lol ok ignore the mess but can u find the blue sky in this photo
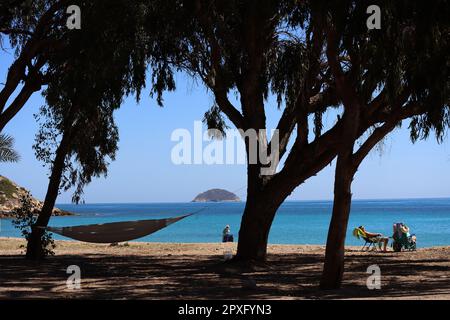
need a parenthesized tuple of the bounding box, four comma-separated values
(1, 50, 449, 204)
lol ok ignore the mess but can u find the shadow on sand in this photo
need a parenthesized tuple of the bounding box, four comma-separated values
(0, 249, 449, 299)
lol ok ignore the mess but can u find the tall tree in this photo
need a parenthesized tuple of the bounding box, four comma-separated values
(141, 0, 359, 261)
(26, 0, 149, 259)
(318, 0, 449, 289)
(143, 0, 448, 263)
(143, 0, 343, 261)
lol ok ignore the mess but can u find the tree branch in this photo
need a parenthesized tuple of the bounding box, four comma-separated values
(0, 81, 39, 132)
(213, 87, 246, 129)
(352, 122, 396, 169)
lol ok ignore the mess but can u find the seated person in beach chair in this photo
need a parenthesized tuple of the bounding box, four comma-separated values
(392, 222, 417, 252)
(353, 226, 389, 252)
(222, 225, 234, 243)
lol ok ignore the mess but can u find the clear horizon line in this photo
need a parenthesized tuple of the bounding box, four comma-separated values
(55, 195, 450, 206)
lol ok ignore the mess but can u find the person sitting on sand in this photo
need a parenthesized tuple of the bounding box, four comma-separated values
(222, 225, 234, 242)
(359, 226, 389, 252)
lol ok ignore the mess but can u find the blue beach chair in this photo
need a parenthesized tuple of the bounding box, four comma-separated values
(392, 223, 417, 252)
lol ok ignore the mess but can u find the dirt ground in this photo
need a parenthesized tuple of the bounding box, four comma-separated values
(0, 237, 449, 300)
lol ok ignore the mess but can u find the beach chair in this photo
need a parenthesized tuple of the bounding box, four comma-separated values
(352, 227, 383, 251)
(392, 223, 417, 252)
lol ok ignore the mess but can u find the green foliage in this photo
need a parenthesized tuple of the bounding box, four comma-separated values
(4, 0, 447, 204)
(269, 40, 308, 109)
(309, 0, 449, 140)
(144, 0, 295, 105)
(1, 0, 56, 49)
(0, 134, 20, 163)
(0, 176, 17, 203)
(11, 193, 55, 256)
(203, 104, 230, 139)
(33, 0, 150, 204)
(144, 0, 448, 142)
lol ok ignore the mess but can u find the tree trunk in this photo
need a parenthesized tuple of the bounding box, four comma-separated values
(320, 152, 355, 289)
(235, 197, 277, 261)
(234, 127, 296, 262)
(26, 131, 71, 260)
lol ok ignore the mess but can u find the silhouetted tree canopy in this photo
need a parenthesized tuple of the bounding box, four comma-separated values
(139, 0, 449, 262)
(2, 0, 446, 264)
(33, 0, 151, 203)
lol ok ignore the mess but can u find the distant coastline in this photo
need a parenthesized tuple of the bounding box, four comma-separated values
(0, 175, 74, 218)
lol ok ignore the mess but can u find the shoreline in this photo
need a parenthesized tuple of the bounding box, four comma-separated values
(1, 237, 448, 250)
(0, 210, 75, 219)
(0, 236, 333, 253)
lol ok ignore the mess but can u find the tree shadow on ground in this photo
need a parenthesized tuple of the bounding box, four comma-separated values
(0, 250, 448, 299)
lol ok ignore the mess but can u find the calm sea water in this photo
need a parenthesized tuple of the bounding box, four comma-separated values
(1, 199, 450, 247)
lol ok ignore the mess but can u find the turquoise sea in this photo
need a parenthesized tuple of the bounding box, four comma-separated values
(1, 198, 450, 247)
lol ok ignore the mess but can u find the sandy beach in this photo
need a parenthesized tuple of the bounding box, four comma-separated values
(0, 237, 449, 300)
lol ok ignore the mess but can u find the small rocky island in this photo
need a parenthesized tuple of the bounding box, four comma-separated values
(0, 175, 73, 218)
(192, 189, 241, 202)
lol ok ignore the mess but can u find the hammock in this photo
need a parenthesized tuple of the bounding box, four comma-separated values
(43, 214, 192, 244)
